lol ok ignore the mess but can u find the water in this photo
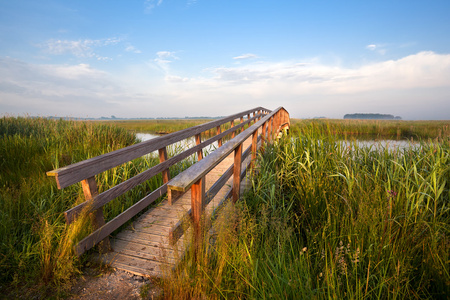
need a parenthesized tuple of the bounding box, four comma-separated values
(342, 139, 420, 151)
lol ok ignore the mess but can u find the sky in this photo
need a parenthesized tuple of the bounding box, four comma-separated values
(1, 0, 450, 120)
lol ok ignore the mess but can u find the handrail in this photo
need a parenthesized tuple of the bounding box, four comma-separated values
(168, 107, 290, 244)
(46, 107, 275, 256)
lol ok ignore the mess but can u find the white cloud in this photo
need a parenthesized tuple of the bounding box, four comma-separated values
(41, 38, 121, 60)
(366, 43, 387, 55)
(154, 51, 179, 73)
(233, 53, 259, 60)
(144, 0, 163, 13)
(125, 45, 142, 53)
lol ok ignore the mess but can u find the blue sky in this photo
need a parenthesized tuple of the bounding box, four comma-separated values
(1, 0, 450, 119)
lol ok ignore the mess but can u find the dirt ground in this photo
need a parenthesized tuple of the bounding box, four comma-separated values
(67, 267, 163, 300)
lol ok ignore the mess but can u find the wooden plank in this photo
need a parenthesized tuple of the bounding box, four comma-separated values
(111, 239, 178, 264)
(47, 107, 267, 189)
(100, 252, 172, 277)
(74, 184, 167, 256)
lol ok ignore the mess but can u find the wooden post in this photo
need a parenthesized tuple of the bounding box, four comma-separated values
(81, 176, 110, 252)
(231, 120, 235, 138)
(158, 147, 170, 184)
(217, 125, 222, 147)
(258, 110, 262, 121)
(233, 143, 242, 203)
(240, 116, 244, 133)
(251, 130, 258, 168)
(191, 177, 205, 251)
(268, 117, 272, 143)
(247, 114, 251, 125)
(261, 121, 267, 152)
(195, 134, 203, 161)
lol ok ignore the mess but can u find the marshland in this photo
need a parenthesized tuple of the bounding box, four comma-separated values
(1, 116, 449, 298)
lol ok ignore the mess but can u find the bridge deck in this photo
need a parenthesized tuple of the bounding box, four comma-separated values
(98, 137, 253, 277)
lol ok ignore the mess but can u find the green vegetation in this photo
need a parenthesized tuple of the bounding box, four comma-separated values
(2, 116, 449, 298)
(162, 128, 450, 299)
(0, 116, 194, 297)
(344, 113, 402, 120)
(291, 118, 450, 141)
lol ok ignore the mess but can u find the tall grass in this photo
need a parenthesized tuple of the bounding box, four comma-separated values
(0, 116, 195, 296)
(162, 127, 449, 299)
(291, 118, 450, 141)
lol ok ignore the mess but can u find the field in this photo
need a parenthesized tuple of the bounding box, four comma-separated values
(1, 116, 449, 298)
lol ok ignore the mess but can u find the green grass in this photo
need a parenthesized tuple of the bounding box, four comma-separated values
(0, 116, 195, 297)
(162, 127, 450, 299)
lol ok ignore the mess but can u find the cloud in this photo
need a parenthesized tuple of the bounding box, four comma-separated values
(144, 0, 163, 13)
(366, 43, 387, 55)
(154, 51, 179, 72)
(0, 57, 122, 116)
(2, 52, 450, 119)
(125, 45, 142, 53)
(41, 38, 121, 60)
(233, 53, 259, 60)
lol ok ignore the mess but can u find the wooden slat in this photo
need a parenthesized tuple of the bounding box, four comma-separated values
(75, 184, 167, 256)
(100, 252, 172, 277)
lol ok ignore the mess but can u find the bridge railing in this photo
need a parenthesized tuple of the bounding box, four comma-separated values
(167, 107, 290, 244)
(47, 107, 285, 256)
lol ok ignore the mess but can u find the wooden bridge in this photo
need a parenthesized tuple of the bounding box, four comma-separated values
(47, 107, 290, 277)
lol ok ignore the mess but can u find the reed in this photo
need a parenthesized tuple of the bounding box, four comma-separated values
(162, 128, 450, 299)
(290, 118, 450, 141)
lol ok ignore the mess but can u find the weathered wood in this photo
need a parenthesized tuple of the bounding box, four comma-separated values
(100, 252, 172, 277)
(75, 184, 167, 256)
(233, 143, 242, 203)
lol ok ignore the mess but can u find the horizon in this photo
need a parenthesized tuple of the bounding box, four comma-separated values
(1, 1, 450, 120)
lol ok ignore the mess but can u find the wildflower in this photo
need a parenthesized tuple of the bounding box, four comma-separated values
(302, 247, 307, 252)
(388, 190, 397, 198)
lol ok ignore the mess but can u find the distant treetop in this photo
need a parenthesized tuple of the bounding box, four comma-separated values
(344, 113, 402, 120)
